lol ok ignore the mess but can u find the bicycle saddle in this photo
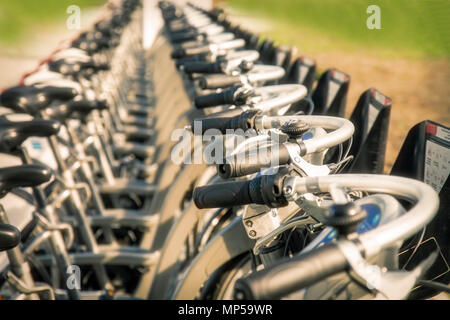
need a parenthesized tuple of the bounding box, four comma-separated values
(72, 37, 112, 54)
(48, 59, 110, 75)
(0, 223, 20, 252)
(0, 164, 52, 198)
(37, 85, 78, 100)
(0, 86, 49, 114)
(44, 99, 109, 121)
(0, 118, 60, 153)
(0, 85, 78, 115)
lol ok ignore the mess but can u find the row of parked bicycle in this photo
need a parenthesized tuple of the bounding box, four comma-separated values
(0, 0, 448, 300)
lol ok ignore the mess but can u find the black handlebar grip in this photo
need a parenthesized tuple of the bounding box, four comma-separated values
(191, 116, 238, 135)
(194, 91, 232, 109)
(81, 61, 110, 71)
(199, 74, 242, 89)
(217, 145, 291, 179)
(182, 61, 222, 74)
(191, 109, 261, 134)
(234, 243, 348, 300)
(169, 25, 194, 35)
(193, 177, 264, 209)
(194, 87, 239, 109)
(194, 169, 290, 209)
(171, 33, 199, 44)
(169, 27, 196, 38)
(171, 48, 187, 59)
(175, 57, 201, 68)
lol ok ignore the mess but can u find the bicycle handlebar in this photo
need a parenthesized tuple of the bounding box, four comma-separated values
(194, 86, 239, 108)
(233, 174, 439, 299)
(193, 172, 289, 209)
(234, 243, 347, 299)
(193, 179, 261, 209)
(172, 38, 245, 59)
(258, 115, 354, 154)
(198, 65, 285, 89)
(191, 109, 261, 134)
(192, 112, 354, 157)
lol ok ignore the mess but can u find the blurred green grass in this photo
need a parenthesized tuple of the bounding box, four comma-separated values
(0, 0, 105, 44)
(229, 0, 450, 59)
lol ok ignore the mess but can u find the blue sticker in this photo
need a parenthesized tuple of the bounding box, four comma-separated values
(31, 141, 42, 150)
(301, 133, 313, 141)
(314, 204, 381, 248)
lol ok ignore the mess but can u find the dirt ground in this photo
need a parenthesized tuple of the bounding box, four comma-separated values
(314, 53, 450, 172)
(229, 12, 450, 173)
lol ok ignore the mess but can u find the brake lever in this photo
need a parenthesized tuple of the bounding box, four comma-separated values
(285, 143, 330, 177)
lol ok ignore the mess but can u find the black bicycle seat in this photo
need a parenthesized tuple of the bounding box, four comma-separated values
(0, 85, 78, 115)
(0, 223, 20, 252)
(0, 86, 49, 114)
(69, 99, 108, 113)
(72, 37, 111, 54)
(44, 99, 108, 121)
(47, 59, 82, 76)
(36, 85, 78, 100)
(48, 58, 110, 76)
(0, 118, 60, 153)
(0, 164, 52, 198)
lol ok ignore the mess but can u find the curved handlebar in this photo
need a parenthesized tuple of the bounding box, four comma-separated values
(233, 174, 439, 299)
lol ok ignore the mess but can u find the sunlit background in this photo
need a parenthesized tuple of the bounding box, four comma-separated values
(0, 0, 449, 171)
